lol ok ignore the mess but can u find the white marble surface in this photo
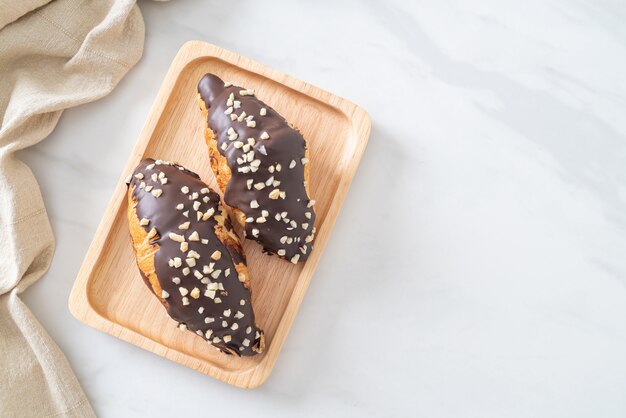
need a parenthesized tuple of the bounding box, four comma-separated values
(18, 0, 626, 416)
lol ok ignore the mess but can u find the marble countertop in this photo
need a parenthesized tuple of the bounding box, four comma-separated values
(19, 0, 626, 417)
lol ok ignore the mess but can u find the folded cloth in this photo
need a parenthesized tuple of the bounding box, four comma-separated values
(0, 0, 144, 416)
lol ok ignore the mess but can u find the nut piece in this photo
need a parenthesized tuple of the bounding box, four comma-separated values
(168, 233, 185, 243)
(211, 250, 222, 260)
(269, 189, 280, 200)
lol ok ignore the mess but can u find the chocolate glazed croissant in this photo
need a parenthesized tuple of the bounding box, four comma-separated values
(197, 74, 316, 264)
(126, 158, 264, 356)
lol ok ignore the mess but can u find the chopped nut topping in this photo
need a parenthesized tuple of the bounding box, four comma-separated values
(144, 185, 153, 192)
(234, 311, 244, 319)
(179, 221, 190, 230)
(182, 210, 189, 218)
(243, 338, 250, 347)
(186, 258, 196, 267)
(277, 249, 286, 256)
(239, 89, 254, 96)
(162, 290, 169, 299)
(169, 232, 185, 242)
(246, 120, 256, 128)
(223, 309, 231, 317)
(173, 257, 182, 268)
(181, 186, 189, 194)
(276, 163, 282, 172)
(269, 189, 280, 199)
(193, 270, 203, 280)
(179, 287, 189, 296)
(211, 250, 221, 260)
(179, 323, 187, 331)
(176, 203, 184, 210)
(189, 231, 200, 241)
(289, 160, 296, 169)
(182, 267, 190, 276)
(260, 108, 267, 116)
(291, 254, 300, 264)
(139, 218, 149, 226)
(250, 200, 259, 208)
(307, 200, 316, 208)
(205, 316, 214, 323)
(151, 189, 163, 198)
(190, 287, 200, 299)
(202, 208, 215, 220)
(254, 182, 265, 190)
(223, 335, 232, 343)
(231, 323, 239, 330)
(172, 277, 181, 285)
(182, 297, 190, 306)
(252, 228, 259, 238)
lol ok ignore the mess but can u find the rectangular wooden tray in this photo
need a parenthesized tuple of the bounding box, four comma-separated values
(69, 41, 370, 388)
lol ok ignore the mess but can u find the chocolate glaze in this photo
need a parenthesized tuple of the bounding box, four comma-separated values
(198, 74, 316, 263)
(128, 158, 263, 356)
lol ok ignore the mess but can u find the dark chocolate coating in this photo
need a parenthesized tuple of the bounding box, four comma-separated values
(128, 158, 263, 356)
(198, 74, 316, 263)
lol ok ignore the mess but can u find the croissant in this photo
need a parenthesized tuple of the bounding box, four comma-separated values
(126, 158, 264, 356)
(197, 74, 316, 263)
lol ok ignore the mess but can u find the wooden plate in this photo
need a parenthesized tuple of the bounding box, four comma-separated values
(69, 41, 370, 388)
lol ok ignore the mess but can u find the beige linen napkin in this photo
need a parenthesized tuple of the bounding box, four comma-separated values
(0, 0, 144, 416)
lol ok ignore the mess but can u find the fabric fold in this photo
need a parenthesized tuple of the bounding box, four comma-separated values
(0, 0, 145, 416)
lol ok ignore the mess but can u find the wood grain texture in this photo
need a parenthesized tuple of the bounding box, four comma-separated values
(68, 41, 371, 388)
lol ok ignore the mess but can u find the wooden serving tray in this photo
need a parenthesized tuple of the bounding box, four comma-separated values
(69, 41, 370, 388)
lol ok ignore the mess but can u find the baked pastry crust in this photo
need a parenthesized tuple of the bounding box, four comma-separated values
(127, 158, 264, 356)
(197, 74, 316, 263)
